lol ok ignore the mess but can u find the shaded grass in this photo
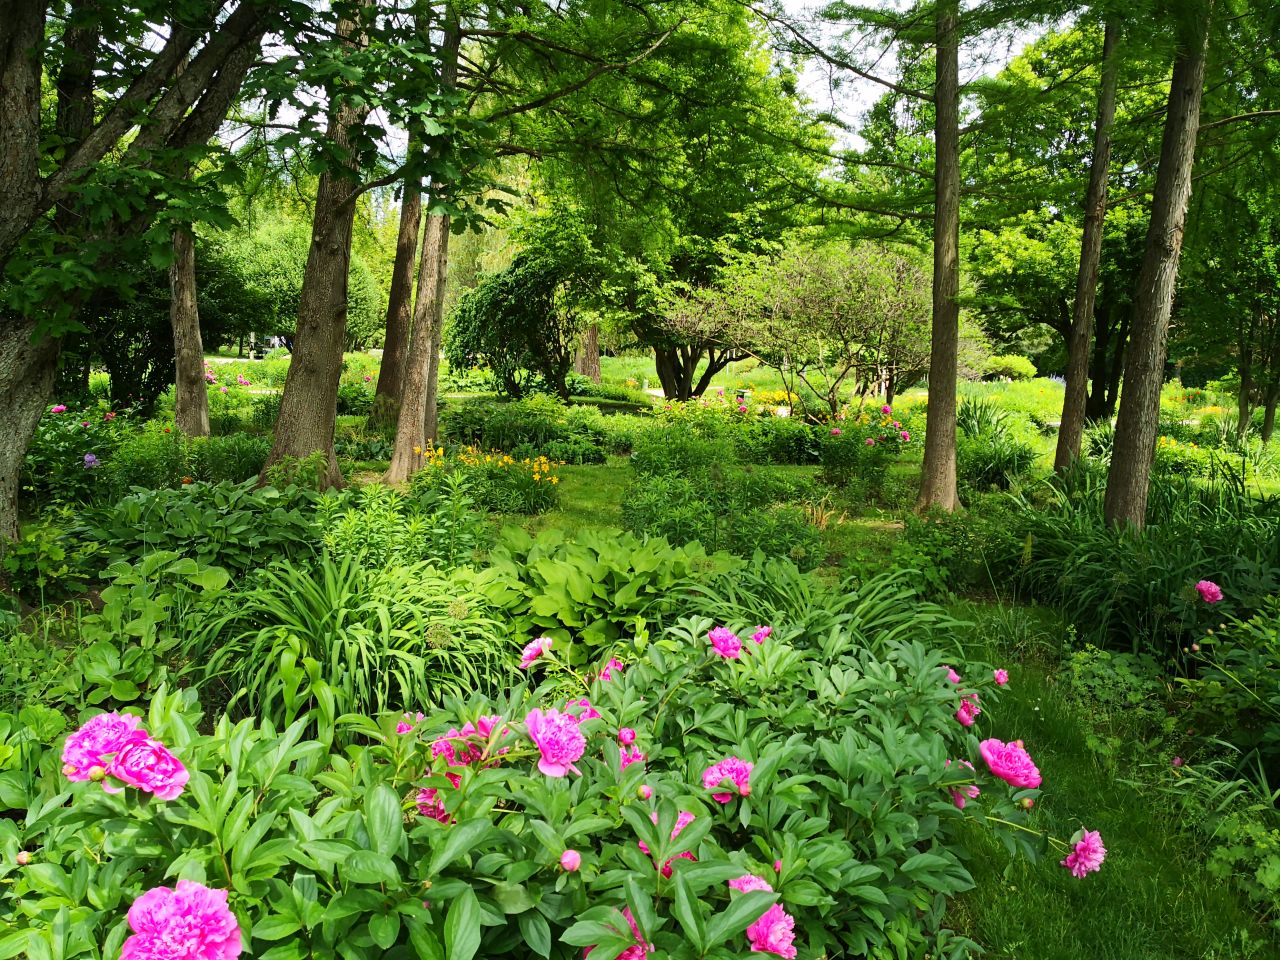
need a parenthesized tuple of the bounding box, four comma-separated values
(948, 602, 1274, 960)
(515, 459, 631, 539)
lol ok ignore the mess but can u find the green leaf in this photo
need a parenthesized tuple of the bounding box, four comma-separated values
(444, 887, 482, 960)
(428, 818, 492, 875)
(252, 916, 303, 941)
(364, 783, 405, 858)
(369, 912, 401, 949)
(340, 850, 400, 886)
(670, 873, 706, 953)
(491, 881, 534, 914)
(518, 909, 552, 957)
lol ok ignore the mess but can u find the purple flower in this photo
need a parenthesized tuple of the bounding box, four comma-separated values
(83, 453, 99, 469)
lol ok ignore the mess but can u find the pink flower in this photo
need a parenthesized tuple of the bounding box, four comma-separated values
(865, 437, 875, 446)
(62, 712, 147, 781)
(738, 404, 748, 413)
(893, 420, 901, 429)
(945, 759, 980, 809)
(236, 375, 251, 386)
(1195, 580, 1223, 603)
(881, 404, 892, 415)
(639, 784, 653, 799)
(599, 657, 625, 681)
(620, 747, 646, 770)
(121, 879, 242, 960)
(900, 431, 910, 441)
(520, 636, 553, 669)
(560, 849, 582, 872)
(1060, 829, 1106, 878)
(619, 728, 637, 746)
(219, 386, 228, 394)
(773, 859, 782, 873)
(567, 698, 602, 721)
(416, 786, 452, 823)
(104, 411, 117, 421)
(50, 404, 67, 414)
(397, 711, 426, 734)
(584, 908, 651, 960)
(396, 721, 413, 734)
(106, 738, 190, 801)
(746, 903, 797, 959)
(751, 625, 772, 644)
(979, 738, 1042, 789)
(16, 851, 30, 866)
(524, 708, 586, 777)
(993, 669, 1009, 686)
(729, 874, 774, 893)
(943, 665, 962, 684)
(1171, 756, 1184, 768)
(955, 694, 981, 727)
(830, 427, 842, 436)
(709, 626, 742, 659)
(638, 811, 697, 877)
(703, 756, 753, 802)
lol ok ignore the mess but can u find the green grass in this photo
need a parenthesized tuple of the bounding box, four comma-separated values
(947, 602, 1274, 959)
(516, 459, 632, 538)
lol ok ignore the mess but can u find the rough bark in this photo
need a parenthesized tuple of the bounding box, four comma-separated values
(260, 4, 371, 489)
(0, 320, 60, 564)
(0, 0, 45, 274)
(1056, 19, 1119, 471)
(1262, 381, 1278, 444)
(170, 228, 209, 436)
(574, 323, 602, 383)
(1236, 319, 1254, 443)
(386, 212, 451, 484)
(1104, 7, 1211, 528)
(653, 344, 736, 401)
(917, 0, 961, 513)
(422, 283, 448, 447)
(368, 177, 422, 430)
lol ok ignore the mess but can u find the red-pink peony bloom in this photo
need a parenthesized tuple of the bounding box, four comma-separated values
(519, 636, 553, 669)
(525, 708, 586, 777)
(881, 404, 892, 415)
(566, 698, 601, 720)
(599, 657, 625, 681)
(618, 727, 637, 746)
(993, 668, 1009, 686)
(1195, 580, 1223, 603)
(105, 738, 190, 801)
(620, 747, 646, 770)
(773, 859, 782, 873)
(703, 756, 753, 802)
(955, 694, 981, 727)
(62, 712, 147, 781)
(1060, 829, 1106, 878)
(1171, 756, 1184, 768)
(944, 759, 980, 809)
(560, 849, 582, 871)
(415, 787, 452, 823)
(639, 784, 653, 799)
(708, 626, 743, 659)
(50, 404, 67, 414)
(943, 665, 962, 684)
(746, 903, 797, 959)
(121, 879, 242, 960)
(865, 437, 875, 446)
(639, 811, 697, 875)
(397, 711, 426, 734)
(729, 874, 774, 893)
(900, 431, 910, 441)
(830, 427, 842, 436)
(979, 738, 1042, 789)
(584, 908, 651, 960)
(751, 625, 772, 644)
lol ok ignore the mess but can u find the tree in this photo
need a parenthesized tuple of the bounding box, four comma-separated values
(368, 174, 421, 430)
(1105, 0, 1212, 528)
(170, 227, 210, 436)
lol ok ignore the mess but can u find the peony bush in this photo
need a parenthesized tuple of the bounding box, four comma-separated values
(0, 575, 1101, 960)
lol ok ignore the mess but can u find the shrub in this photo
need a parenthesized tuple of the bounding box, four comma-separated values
(956, 432, 1038, 491)
(319, 481, 488, 569)
(631, 426, 737, 479)
(1, 580, 1089, 960)
(250, 391, 283, 432)
(99, 422, 190, 495)
(982, 354, 1038, 380)
(0, 513, 105, 602)
(411, 447, 561, 514)
(440, 396, 618, 461)
(733, 416, 819, 465)
(20, 404, 129, 506)
(186, 433, 271, 483)
(819, 406, 912, 493)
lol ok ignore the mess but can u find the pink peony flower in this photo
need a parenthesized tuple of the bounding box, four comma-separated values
(865, 437, 875, 446)
(1195, 580, 1223, 603)
(900, 430, 910, 441)
(567, 698, 601, 721)
(50, 404, 67, 413)
(236, 375, 251, 386)
(620, 747, 646, 770)
(397, 711, 426, 735)
(893, 420, 901, 429)
(773, 859, 782, 873)
(639, 784, 653, 799)
(955, 694, 981, 727)
(584, 908, 651, 960)
(729, 874, 774, 893)
(520, 636, 553, 669)
(599, 657, 625, 681)
(524, 708, 586, 777)
(746, 903, 797, 959)
(416, 787, 451, 823)
(1171, 756, 1184, 768)
(619, 728, 637, 746)
(738, 404, 748, 413)
(105, 738, 190, 801)
(945, 759, 980, 809)
(881, 404, 892, 415)
(560, 849, 582, 872)
(979, 738, 1042, 789)
(993, 668, 1009, 686)
(396, 721, 413, 734)
(943, 665, 962, 684)
(751, 625, 772, 644)
(1060, 829, 1106, 878)
(62, 712, 147, 781)
(16, 851, 30, 866)
(637, 810, 697, 876)
(121, 879, 242, 960)
(830, 427, 842, 436)
(708, 626, 743, 659)
(703, 756, 753, 803)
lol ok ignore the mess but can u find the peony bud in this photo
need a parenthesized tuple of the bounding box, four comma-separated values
(618, 728, 636, 746)
(16, 851, 30, 866)
(1019, 797, 1034, 810)
(560, 849, 581, 872)
(638, 784, 653, 800)
(88, 765, 107, 782)
(1190, 643, 1200, 653)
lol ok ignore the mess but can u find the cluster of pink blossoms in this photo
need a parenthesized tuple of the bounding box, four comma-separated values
(520, 636, 553, 669)
(121, 879, 241, 960)
(584, 908, 652, 960)
(708, 624, 772, 659)
(703, 756, 753, 803)
(944, 664, 1009, 727)
(1195, 579, 1223, 603)
(638, 811, 698, 877)
(944, 759, 980, 810)
(416, 715, 506, 822)
(1061, 829, 1107, 878)
(396, 711, 426, 734)
(62, 712, 188, 801)
(599, 658, 625, 682)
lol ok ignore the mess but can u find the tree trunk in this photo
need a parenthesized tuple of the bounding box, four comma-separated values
(259, 4, 371, 490)
(0, 319, 60, 566)
(386, 212, 451, 484)
(574, 323, 601, 383)
(917, 0, 961, 513)
(1237, 328, 1253, 444)
(1055, 19, 1119, 471)
(1104, 7, 1211, 528)
(368, 175, 422, 430)
(170, 227, 209, 436)
(0, 1, 46, 278)
(1262, 380, 1278, 444)
(423, 274, 449, 447)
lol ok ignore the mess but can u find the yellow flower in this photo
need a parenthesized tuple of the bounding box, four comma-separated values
(551, 476, 559, 484)
(413, 446, 422, 455)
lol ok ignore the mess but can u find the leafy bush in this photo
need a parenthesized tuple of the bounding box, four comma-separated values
(440, 396, 625, 461)
(819, 406, 912, 494)
(20, 404, 129, 506)
(982, 354, 1038, 380)
(411, 447, 561, 514)
(631, 426, 738, 479)
(956, 431, 1038, 491)
(0, 513, 105, 602)
(186, 433, 272, 483)
(189, 556, 516, 724)
(734, 416, 819, 465)
(319, 480, 488, 569)
(1, 576, 1083, 960)
(337, 379, 374, 415)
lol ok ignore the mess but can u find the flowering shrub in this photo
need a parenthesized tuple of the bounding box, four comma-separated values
(819, 405, 913, 492)
(20, 404, 130, 505)
(410, 445, 561, 514)
(0, 576, 1100, 960)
